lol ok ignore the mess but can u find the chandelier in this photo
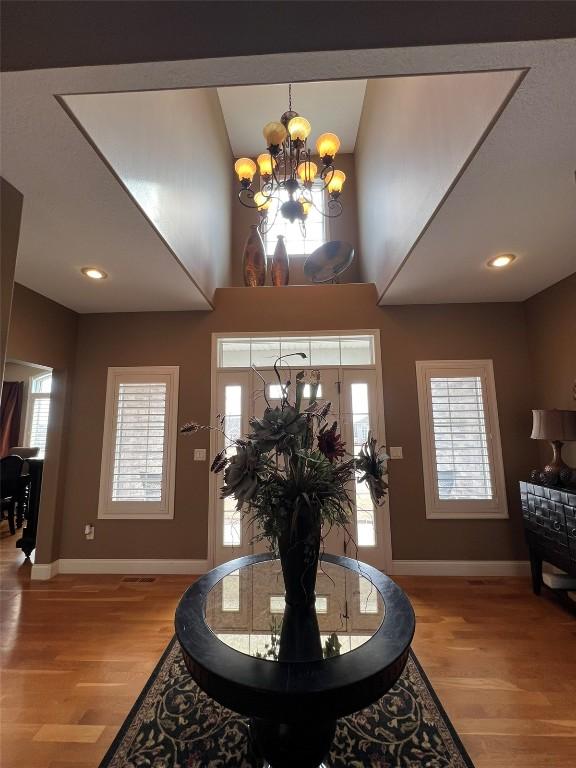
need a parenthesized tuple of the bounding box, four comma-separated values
(233, 84, 346, 234)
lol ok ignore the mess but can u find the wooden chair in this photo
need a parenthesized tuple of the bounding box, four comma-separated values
(1, 455, 25, 535)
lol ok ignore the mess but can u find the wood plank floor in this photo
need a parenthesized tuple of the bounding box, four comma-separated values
(1, 530, 575, 767)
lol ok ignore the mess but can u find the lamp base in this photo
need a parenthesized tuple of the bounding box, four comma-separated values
(545, 440, 569, 474)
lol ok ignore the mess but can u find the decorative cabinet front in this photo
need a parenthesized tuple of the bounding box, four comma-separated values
(519, 481, 576, 594)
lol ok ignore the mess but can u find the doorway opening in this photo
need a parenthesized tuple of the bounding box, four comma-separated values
(1, 360, 52, 563)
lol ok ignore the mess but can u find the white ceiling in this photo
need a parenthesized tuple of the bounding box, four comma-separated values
(1, 39, 574, 313)
(216, 80, 367, 157)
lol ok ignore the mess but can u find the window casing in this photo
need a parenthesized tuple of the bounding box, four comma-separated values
(263, 182, 327, 257)
(98, 366, 179, 519)
(416, 360, 508, 519)
(25, 373, 52, 459)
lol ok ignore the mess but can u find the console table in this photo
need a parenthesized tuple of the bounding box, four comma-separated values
(520, 481, 576, 594)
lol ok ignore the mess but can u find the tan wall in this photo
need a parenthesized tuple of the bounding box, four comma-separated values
(355, 71, 521, 299)
(7, 284, 78, 563)
(1, 178, 23, 387)
(58, 284, 538, 563)
(524, 272, 576, 467)
(231, 154, 361, 286)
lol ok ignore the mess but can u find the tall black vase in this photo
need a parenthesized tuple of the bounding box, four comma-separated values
(277, 508, 321, 607)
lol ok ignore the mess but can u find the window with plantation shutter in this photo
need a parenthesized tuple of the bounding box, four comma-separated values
(416, 360, 508, 519)
(98, 367, 179, 519)
(26, 373, 52, 459)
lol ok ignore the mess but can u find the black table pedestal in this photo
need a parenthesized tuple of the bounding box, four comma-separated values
(250, 716, 336, 768)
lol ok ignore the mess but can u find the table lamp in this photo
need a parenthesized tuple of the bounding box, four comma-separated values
(531, 409, 576, 483)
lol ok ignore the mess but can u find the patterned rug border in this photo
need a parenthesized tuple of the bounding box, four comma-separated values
(100, 636, 475, 768)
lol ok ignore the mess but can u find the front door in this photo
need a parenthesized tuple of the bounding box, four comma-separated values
(212, 366, 391, 571)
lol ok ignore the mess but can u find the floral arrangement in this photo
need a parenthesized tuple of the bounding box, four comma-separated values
(181, 354, 388, 559)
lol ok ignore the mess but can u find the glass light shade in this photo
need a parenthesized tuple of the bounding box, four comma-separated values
(297, 160, 318, 183)
(256, 153, 276, 177)
(253, 191, 271, 211)
(263, 121, 288, 147)
(327, 169, 346, 194)
(287, 116, 312, 142)
(299, 198, 312, 217)
(234, 157, 257, 182)
(316, 132, 341, 159)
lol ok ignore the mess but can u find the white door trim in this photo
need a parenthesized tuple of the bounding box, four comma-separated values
(208, 329, 392, 572)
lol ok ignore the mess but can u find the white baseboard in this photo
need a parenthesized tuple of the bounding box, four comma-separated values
(390, 560, 530, 577)
(30, 561, 60, 580)
(31, 557, 531, 581)
(31, 558, 209, 580)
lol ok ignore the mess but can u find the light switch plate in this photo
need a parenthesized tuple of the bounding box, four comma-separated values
(194, 448, 207, 461)
(389, 446, 403, 459)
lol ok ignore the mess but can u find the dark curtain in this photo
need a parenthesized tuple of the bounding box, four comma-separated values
(0, 381, 23, 457)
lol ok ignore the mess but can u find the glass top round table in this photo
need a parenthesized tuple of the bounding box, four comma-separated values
(204, 557, 385, 663)
(175, 553, 414, 768)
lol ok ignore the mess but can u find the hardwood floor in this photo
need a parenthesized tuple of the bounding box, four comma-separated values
(1, 529, 575, 767)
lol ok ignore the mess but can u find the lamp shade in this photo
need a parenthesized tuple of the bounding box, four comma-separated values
(234, 157, 257, 183)
(299, 197, 312, 217)
(327, 169, 346, 195)
(316, 132, 340, 160)
(287, 116, 311, 142)
(531, 409, 576, 441)
(297, 160, 317, 183)
(263, 121, 287, 147)
(256, 153, 276, 177)
(253, 191, 270, 211)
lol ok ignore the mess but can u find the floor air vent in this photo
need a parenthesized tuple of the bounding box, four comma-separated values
(121, 576, 157, 583)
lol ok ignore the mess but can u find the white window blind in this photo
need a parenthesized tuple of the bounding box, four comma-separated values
(416, 361, 508, 519)
(112, 382, 167, 502)
(26, 373, 52, 459)
(430, 376, 492, 500)
(98, 367, 179, 519)
(29, 398, 50, 457)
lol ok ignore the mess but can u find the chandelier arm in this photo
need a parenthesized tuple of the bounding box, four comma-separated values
(238, 187, 259, 209)
(318, 164, 335, 193)
(304, 193, 342, 219)
(270, 151, 283, 190)
(260, 179, 275, 202)
(258, 200, 281, 236)
(324, 196, 343, 218)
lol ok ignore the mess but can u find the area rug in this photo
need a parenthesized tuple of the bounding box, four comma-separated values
(100, 637, 474, 768)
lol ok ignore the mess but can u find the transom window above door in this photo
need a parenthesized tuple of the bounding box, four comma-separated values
(217, 334, 375, 368)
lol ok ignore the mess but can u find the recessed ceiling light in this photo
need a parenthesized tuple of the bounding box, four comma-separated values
(81, 267, 108, 280)
(487, 253, 517, 269)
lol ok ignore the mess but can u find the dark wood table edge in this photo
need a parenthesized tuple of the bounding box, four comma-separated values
(175, 553, 415, 723)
